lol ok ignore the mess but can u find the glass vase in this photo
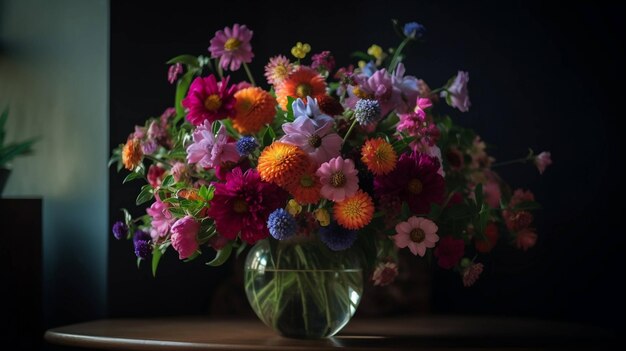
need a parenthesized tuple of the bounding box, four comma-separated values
(244, 238, 363, 339)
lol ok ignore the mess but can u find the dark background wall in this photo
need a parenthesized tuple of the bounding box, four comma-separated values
(109, 0, 625, 332)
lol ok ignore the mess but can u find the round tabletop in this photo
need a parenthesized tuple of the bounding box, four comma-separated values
(44, 316, 614, 350)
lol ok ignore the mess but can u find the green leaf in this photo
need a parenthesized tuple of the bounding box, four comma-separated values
(513, 201, 543, 211)
(174, 69, 198, 123)
(400, 201, 411, 220)
(286, 96, 296, 122)
(206, 241, 233, 266)
(235, 242, 248, 258)
(267, 125, 277, 140)
(161, 175, 175, 188)
(136, 185, 154, 205)
(428, 203, 443, 221)
(168, 207, 187, 217)
(474, 183, 484, 209)
(151, 248, 163, 277)
(220, 119, 239, 138)
(0, 139, 38, 166)
(350, 51, 373, 61)
(198, 185, 209, 200)
(262, 126, 273, 147)
(123, 171, 144, 184)
(121, 208, 133, 227)
(166, 54, 200, 67)
(136, 257, 142, 269)
(184, 251, 201, 262)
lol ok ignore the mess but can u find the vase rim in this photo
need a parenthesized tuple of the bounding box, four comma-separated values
(248, 268, 362, 273)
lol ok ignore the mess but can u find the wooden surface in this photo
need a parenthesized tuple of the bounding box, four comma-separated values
(44, 316, 616, 350)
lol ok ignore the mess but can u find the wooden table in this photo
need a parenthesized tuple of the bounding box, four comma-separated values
(44, 316, 616, 350)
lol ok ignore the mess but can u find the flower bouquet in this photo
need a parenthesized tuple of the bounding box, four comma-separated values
(110, 20, 551, 338)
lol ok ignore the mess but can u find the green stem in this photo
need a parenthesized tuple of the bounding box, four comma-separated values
(243, 62, 256, 86)
(342, 118, 359, 144)
(215, 59, 224, 80)
(388, 37, 412, 72)
(430, 87, 447, 94)
(491, 157, 532, 168)
(143, 155, 172, 169)
(295, 275, 310, 334)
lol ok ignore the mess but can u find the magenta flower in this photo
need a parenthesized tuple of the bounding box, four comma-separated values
(168, 63, 183, 84)
(374, 152, 445, 215)
(207, 168, 287, 245)
(434, 236, 465, 269)
(535, 151, 552, 174)
(182, 75, 237, 126)
(209, 24, 254, 71)
(441, 71, 471, 112)
(347, 68, 401, 117)
(146, 196, 174, 240)
(311, 51, 336, 72)
(281, 116, 342, 166)
(392, 63, 420, 113)
(316, 156, 359, 202)
(186, 121, 239, 169)
(170, 216, 200, 260)
(393, 216, 439, 257)
(462, 263, 484, 287)
(515, 228, 538, 251)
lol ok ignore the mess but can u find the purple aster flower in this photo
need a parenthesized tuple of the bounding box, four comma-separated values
(209, 24, 254, 71)
(392, 63, 420, 113)
(441, 71, 471, 112)
(319, 221, 358, 251)
(281, 116, 342, 166)
(347, 68, 401, 117)
(112, 221, 127, 240)
(186, 121, 240, 169)
(236, 136, 258, 156)
(168, 63, 183, 84)
(374, 152, 445, 215)
(267, 208, 297, 240)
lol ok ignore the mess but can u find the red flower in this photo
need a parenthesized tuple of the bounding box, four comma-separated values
(475, 222, 499, 253)
(434, 236, 465, 269)
(207, 167, 287, 244)
(147, 165, 166, 188)
(182, 75, 237, 126)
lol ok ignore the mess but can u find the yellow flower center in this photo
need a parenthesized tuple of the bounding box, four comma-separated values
(353, 86, 373, 99)
(224, 38, 241, 51)
(204, 94, 222, 112)
(330, 171, 346, 188)
(296, 83, 312, 98)
(300, 174, 314, 188)
(409, 228, 426, 243)
(274, 65, 288, 78)
(308, 134, 322, 148)
(408, 178, 423, 194)
(232, 199, 248, 214)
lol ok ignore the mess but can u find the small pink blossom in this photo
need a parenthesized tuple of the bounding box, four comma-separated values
(515, 228, 538, 251)
(462, 263, 484, 287)
(186, 121, 239, 169)
(316, 156, 359, 202)
(146, 197, 174, 240)
(171, 162, 190, 183)
(372, 262, 399, 287)
(393, 216, 439, 257)
(441, 70, 470, 112)
(168, 63, 183, 84)
(535, 151, 552, 174)
(170, 216, 200, 260)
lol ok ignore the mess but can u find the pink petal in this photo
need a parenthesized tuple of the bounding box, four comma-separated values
(395, 222, 412, 235)
(393, 233, 411, 248)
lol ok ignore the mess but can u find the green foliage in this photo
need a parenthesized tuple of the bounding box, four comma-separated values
(207, 241, 233, 266)
(0, 107, 39, 168)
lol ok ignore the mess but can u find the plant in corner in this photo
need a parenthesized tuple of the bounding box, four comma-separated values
(0, 107, 39, 195)
(110, 20, 553, 339)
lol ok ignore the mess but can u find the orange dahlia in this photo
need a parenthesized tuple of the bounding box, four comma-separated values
(287, 166, 322, 204)
(122, 138, 143, 170)
(257, 142, 310, 187)
(275, 66, 327, 111)
(334, 190, 375, 230)
(232, 87, 277, 134)
(361, 138, 398, 175)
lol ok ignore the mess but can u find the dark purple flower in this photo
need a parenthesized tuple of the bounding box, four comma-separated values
(319, 221, 357, 251)
(133, 230, 152, 260)
(112, 221, 128, 240)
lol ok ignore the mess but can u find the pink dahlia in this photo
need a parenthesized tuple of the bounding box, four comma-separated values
(393, 216, 439, 257)
(535, 151, 552, 175)
(182, 75, 237, 126)
(372, 261, 399, 287)
(316, 156, 359, 202)
(207, 167, 287, 244)
(209, 24, 254, 71)
(281, 116, 342, 166)
(462, 262, 484, 287)
(186, 121, 239, 169)
(146, 196, 174, 240)
(434, 236, 465, 269)
(264, 55, 294, 85)
(374, 152, 445, 215)
(515, 228, 538, 251)
(170, 216, 200, 260)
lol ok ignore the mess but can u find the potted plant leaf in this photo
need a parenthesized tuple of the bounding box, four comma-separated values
(0, 107, 39, 196)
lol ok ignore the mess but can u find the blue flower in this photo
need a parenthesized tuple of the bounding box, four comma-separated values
(403, 22, 426, 39)
(319, 222, 357, 251)
(236, 136, 258, 156)
(267, 208, 297, 240)
(362, 61, 377, 77)
(112, 221, 128, 240)
(354, 99, 381, 125)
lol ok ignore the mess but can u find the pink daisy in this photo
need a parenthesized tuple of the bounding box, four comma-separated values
(281, 116, 342, 166)
(316, 156, 359, 202)
(393, 216, 439, 256)
(264, 55, 294, 85)
(186, 121, 239, 169)
(182, 75, 237, 126)
(209, 24, 254, 71)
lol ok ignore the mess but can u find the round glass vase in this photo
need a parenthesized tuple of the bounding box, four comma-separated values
(244, 237, 363, 339)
